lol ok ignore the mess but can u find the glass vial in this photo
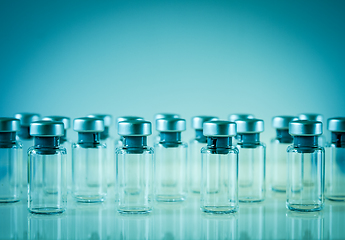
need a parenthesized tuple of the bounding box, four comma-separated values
(153, 113, 180, 143)
(155, 118, 188, 202)
(325, 117, 345, 201)
(236, 119, 266, 202)
(270, 116, 298, 192)
(287, 120, 325, 212)
(200, 120, 239, 213)
(28, 121, 67, 214)
(228, 114, 255, 145)
(72, 118, 107, 202)
(115, 116, 144, 149)
(0, 118, 22, 203)
(299, 113, 325, 147)
(189, 116, 218, 193)
(116, 120, 154, 213)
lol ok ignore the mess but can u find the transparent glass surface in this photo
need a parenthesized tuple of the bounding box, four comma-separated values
(72, 143, 107, 203)
(237, 143, 266, 202)
(154, 142, 188, 202)
(18, 138, 33, 197)
(189, 140, 206, 193)
(286, 211, 324, 239)
(101, 137, 115, 188)
(200, 147, 238, 214)
(116, 147, 154, 213)
(325, 144, 345, 201)
(0, 142, 22, 203)
(270, 139, 290, 192)
(239, 202, 265, 239)
(28, 146, 67, 214)
(61, 140, 72, 193)
(286, 146, 324, 212)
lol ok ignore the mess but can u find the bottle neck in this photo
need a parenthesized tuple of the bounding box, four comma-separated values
(0, 132, 17, 145)
(78, 132, 101, 144)
(123, 136, 147, 148)
(18, 126, 32, 140)
(331, 132, 345, 147)
(238, 133, 260, 148)
(293, 136, 318, 153)
(34, 136, 60, 148)
(160, 132, 181, 143)
(195, 129, 207, 143)
(206, 137, 232, 154)
(276, 129, 293, 143)
(100, 127, 109, 140)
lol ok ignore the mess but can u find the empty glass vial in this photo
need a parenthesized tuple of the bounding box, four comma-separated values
(155, 118, 188, 202)
(299, 113, 325, 147)
(228, 114, 255, 145)
(115, 116, 144, 148)
(236, 119, 266, 202)
(116, 120, 154, 213)
(72, 118, 107, 202)
(325, 117, 345, 201)
(287, 120, 324, 212)
(200, 120, 239, 213)
(28, 121, 67, 214)
(0, 118, 22, 203)
(270, 116, 298, 192)
(189, 116, 218, 193)
(154, 113, 180, 143)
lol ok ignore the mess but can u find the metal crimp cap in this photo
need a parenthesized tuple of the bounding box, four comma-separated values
(272, 116, 298, 129)
(154, 113, 180, 121)
(192, 116, 218, 130)
(228, 113, 255, 122)
(30, 121, 64, 137)
(42, 116, 71, 130)
(289, 120, 322, 136)
(118, 120, 152, 136)
(156, 118, 186, 132)
(116, 116, 144, 125)
(203, 120, 236, 137)
(14, 113, 40, 126)
(327, 117, 345, 132)
(236, 119, 264, 134)
(0, 118, 21, 132)
(73, 117, 104, 132)
(87, 114, 112, 127)
(299, 113, 323, 122)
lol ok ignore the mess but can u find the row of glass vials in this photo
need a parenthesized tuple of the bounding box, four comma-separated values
(0, 113, 344, 215)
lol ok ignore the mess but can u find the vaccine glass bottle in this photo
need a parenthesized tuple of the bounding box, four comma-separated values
(287, 120, 325, 212)
(28, 121, 67, 214)
(0, 118, 22, 203)
(116, 120, 154, 213)
(72, 118, 107, 202)
(228, 114, 254, 145)
(200, 120, 238, 213)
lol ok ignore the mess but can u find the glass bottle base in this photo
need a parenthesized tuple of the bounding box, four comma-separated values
(29, 207, 66, 214)
(0, 198, 20, 203)
(286, 203, 324, 212)
(155, 195, 186, 202)
(325, 195, 345, 201)
(239, 197, 265, 203)
(201, 206, 238, 214)
(271, 186, 286, 193)
(74, 195, 106, 203)
(118, 207, 152, 214)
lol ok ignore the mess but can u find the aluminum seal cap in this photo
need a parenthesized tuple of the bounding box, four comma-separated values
(154, 113, 180, 121)
(156, 118, 186, 132)
(236, 119, 264, 134)
(272, 116, 298, 129)
(14, 113, 40, 126)
(30, 121, 64, 137)
(203, 120, 236, 137)
(116, 116, 144, 125)
(118, 120, 152, 136)
(228, 113, 255, 122)
(299, 113, 323, 122)
(192, 116, 218, 130)
(73, 117, 104, 132)
(87, 114, 112, 127)
(327, 117, 345, 132)
(42, 116, 70, 130)
(0, 118, 21, 132)
(289, 120, 322, 136)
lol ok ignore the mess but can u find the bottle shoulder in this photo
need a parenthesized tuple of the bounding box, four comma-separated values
(116, 146, 154, 155)
(154, 141, 188, 149)
(72, 142, 106, 149)
(28, 146, 66, 155)
(201, 146, 238, 155)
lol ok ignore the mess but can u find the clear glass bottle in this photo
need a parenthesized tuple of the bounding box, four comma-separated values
(270, 116, 298, 192)
(116, 120, 154, 213)
(153, 113, 180, 143)
(325, 117, 345, 201)
(228, 113, 255, 145)
(299, 113, 326, 147)
(155, 118, 188, 202)
(236, 119, 266, 202)
(72, 118, 107, 202)
(0, 118, 22, 203)
(287, 120, 324, 212)
(189, 116, 218, 193)
(200, 120, 238, 213)
(28, 121, 67, 214)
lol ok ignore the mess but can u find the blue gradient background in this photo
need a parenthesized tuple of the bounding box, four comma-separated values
(1, 0, 345, 142)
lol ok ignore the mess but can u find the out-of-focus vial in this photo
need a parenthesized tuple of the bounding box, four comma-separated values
(153, 113, 180, 143)
(28, 121, 67, 214)
(287, 120, 324, 212)
(228, 114, 255, 145)
(236, 119, 266, 202)
(189, 116, 218, 193)
(200, 120, 239, 213)
(325, 117, 345, 201)
(72, 118, 107, 202)
(115, 116, 144, 148)
(42, 116, 72, 193)
(299, 113, 325, 147)
(155, 118, 188, 202)
(116, 120, 154, 213)
(0, 118, 22, 203)
(270, 116, 298, 192)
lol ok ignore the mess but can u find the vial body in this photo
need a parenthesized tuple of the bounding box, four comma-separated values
(116, 147, 154, 213)
(189, 140, 206, 193)
(200, 147, 238, 213)
(270, 139, 290, 192)
(102, 137, 115, 188)
(18, 138, 33, 188)
(28, 146, 67, 214)
(61, 139, 72, 193)
(155, 142, 188, 202)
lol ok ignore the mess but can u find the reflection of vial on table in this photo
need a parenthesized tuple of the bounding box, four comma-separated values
(155, 118, 187, 202)
(200, 120, 238, 214)
(153, 113, 180, 143)
(270, 116, 298, 192)
(72, 118, 107, 203)
(0, 118, 22, 203)
(28, 121, 67, 214)
(287, 120, 324, 212)
(299, 113, 325, 147)
(189, 116, 218, 193)
(228, 114, 254, 145)
(115, 116, 144, 148)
